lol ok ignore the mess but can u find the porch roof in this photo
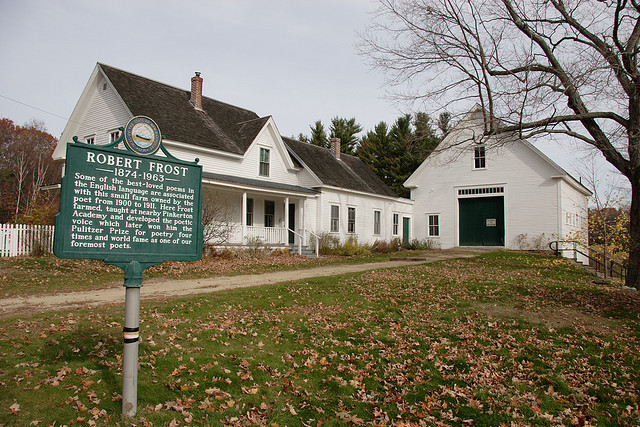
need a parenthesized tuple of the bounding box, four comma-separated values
(202, 172, 319, 196)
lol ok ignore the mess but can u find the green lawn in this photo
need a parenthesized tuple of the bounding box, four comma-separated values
(1, 251, 638, 426)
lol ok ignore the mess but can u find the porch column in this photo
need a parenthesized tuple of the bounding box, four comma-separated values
(301, 199, 306, 243)
(285, 197, 290, 231)
(242, 192, 247, 242)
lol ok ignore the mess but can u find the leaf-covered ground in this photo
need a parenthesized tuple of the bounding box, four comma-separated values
(1, 251, 638, 426)
(0, 251, 365, 298)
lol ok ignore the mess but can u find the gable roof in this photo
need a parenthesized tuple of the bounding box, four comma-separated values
(94, 63, 399, 199)
(99, 63, 261, 155)
(405, 105, 592, 196)
(284, 138, 397, 197)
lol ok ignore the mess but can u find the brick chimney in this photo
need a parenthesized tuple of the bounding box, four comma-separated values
(330, 137, 341, 160)
(190, 72, 203, 110)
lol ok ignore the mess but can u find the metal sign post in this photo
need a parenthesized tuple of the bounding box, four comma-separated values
(121, 261, 143, 416)
(54, 117, 203, 417)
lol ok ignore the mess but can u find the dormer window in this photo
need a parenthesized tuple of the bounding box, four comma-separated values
(474, 145, 486, 169)
(259, 147, 270, 177)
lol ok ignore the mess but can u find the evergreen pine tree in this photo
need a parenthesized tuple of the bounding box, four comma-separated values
(330, 117, 362, 155)
(309, 121, 329, 148)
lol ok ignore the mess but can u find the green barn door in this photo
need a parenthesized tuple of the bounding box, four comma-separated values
(458, 197, 504, 246)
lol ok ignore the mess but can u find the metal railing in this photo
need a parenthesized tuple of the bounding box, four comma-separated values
(549, 240, 627, 280)
(287, 228, 303, 255)
(305, 229, 320, 258)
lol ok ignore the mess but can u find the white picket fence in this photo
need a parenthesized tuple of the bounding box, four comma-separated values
(0, 224, 55, 257)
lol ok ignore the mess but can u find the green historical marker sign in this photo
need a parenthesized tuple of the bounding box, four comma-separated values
(54, 125, 203, 265)
(53, 116, 203, 417)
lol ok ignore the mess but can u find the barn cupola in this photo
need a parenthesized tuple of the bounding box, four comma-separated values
(190, 72, 203, 110)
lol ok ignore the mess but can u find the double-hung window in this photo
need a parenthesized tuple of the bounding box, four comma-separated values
(392, 213, 399, 235)
(264, 200, 274, 227)
(246, 198, 254, 226)
(474, 146, 486, 169)
(373, 210, 381, 235)
(348, 207, 356, 234)
(330, 205, 339, 232)
(259, 148, 270, 177)
(428, 214, 440, 237)
(109, 130, 121, 144)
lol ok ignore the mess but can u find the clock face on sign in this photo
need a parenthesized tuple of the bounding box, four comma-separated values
(124, 116, 161, 155)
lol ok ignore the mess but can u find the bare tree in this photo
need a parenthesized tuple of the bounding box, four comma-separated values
(14, 149, 27, 217)
(0, 118, 59, 222)
(361, 0, 640, 289)
(201, 188, 235, 248)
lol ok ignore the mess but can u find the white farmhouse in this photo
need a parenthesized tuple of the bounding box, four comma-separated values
(53, 63, 413, 254)
(404, 106, 591, 251)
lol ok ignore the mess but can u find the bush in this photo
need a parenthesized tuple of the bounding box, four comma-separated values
(316, 233, 371, 256)
(340, 236, 371, 256)
(402, 239, 440, 250)
(371, 238, 403, 253)
(241, 236, 268, 259)
(30, 239, 49, 257)
(316, 233, 341, 255)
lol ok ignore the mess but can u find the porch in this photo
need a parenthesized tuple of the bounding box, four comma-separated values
(201, 175, 319, 256)
(226, 225, 318, 256)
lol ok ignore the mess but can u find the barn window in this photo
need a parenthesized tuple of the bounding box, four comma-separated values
(458, 187, 504, 195)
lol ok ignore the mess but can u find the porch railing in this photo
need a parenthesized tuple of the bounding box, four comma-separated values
(211, 224, 318, 256)
(245, 226, 288, 245)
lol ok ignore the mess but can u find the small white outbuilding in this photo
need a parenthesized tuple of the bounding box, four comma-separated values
(404, 105, 591, 251)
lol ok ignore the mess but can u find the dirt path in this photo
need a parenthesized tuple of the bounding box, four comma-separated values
(0, 249, 488, 318)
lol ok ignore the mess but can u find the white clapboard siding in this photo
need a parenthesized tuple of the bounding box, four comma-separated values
(0, 224, 54, 257)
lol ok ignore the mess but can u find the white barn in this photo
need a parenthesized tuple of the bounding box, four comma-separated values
(53, 63, 414, 255)
(404, 106, 591, 251)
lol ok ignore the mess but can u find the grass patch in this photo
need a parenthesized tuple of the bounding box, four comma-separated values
(0, 252, 639, 425)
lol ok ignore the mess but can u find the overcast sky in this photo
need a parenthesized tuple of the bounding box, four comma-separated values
(0, 0, 400, 137)
(0, 0, 624, 190)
